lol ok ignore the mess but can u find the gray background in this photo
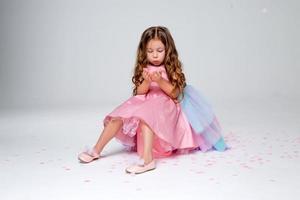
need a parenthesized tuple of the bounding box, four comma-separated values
(1, 1, 300, 199)
(0, 0, 299, 110)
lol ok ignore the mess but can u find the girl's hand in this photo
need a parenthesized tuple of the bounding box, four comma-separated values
(150, 71, 162, 83)
(142, 69, 152, 83)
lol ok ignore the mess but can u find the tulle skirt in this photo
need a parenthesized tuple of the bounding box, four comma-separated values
(180, 84, 228, 152)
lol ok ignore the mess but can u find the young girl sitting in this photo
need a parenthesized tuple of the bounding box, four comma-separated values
(78, 26, 229, 174)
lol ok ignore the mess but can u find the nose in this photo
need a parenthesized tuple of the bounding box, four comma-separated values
(153, 51, 158, 58)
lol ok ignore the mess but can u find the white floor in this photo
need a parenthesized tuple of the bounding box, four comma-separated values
(1, 99, 299, 200)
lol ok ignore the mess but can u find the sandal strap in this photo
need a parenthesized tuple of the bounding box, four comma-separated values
(83, 146, 100, 157)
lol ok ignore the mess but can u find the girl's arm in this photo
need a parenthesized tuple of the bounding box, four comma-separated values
(136, 79, 151, 95)
(157, 78, 179, 99)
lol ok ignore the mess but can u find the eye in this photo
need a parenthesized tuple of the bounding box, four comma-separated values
(158, 49, 164, 52)
(147, 50, 153, 53)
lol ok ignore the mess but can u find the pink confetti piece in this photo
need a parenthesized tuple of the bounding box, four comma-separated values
(243, 165, 252, 169)
(62, 165, 71, 170)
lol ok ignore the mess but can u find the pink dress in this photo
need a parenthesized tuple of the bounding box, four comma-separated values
(103, 64, 228, 159)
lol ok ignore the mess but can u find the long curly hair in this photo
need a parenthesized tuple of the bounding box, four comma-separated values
(131, 26, 186, 101)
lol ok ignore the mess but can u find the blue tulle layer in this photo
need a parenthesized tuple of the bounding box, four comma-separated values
(180, 84, 228, 151)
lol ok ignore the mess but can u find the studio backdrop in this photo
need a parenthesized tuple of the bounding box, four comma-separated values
(0, 0, 299, 110)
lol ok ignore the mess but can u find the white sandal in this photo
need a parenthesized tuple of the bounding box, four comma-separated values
(125, 159, 156, 174)
(78, 146, 100, 163)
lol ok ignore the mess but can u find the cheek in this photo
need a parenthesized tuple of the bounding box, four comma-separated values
(146, 53, 151, 60)
(160, 52, 166, 60)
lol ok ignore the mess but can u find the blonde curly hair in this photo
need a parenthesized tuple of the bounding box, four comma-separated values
(131, 26, 186, 101)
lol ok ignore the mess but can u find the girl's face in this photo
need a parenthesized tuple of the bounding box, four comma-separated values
(146, 39, 166, 66)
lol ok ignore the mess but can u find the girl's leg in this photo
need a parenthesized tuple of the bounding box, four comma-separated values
(93, 117, 123, 154)
(140, 121, 154, 164)
(125, 121, 156, 174)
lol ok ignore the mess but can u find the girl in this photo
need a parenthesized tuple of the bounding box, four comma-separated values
(78, 26, 229, 174)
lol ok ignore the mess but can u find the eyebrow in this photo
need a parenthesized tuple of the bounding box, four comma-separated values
(147, 47, 165, 50)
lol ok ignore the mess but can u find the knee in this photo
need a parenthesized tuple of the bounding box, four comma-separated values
(109, 117, 122, 125)
(140, 121, 147, 130)
(140, 121, 151, 132)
